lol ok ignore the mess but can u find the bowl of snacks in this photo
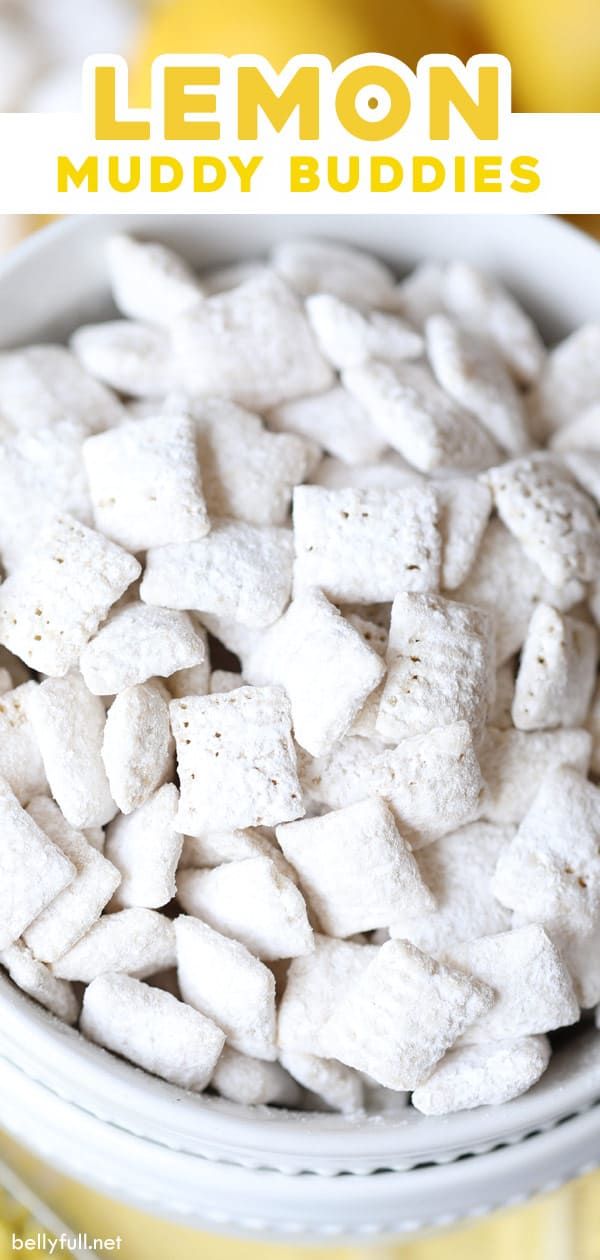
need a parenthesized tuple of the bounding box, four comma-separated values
(1, 213, 600, 1239)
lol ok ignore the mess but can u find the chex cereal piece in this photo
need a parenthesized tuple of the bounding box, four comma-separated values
(0, 941, 79, 1024)
(321, 939, 493, 1091)
(244, 588, 384, 756)
(0, 513, 140, 677)
(0, 420, 92, 571)
(173, 272, 333, 409)
(527, 324, 600, 441)
(277, 799, 433, 937)
(27, 673, 117, 829)
(427, 314, 530, 456)
(489, 661, 517, 728)
(106, 784, 183, 910)
(188, 397, 316, 526)
(80, 973, 225, 1091)
(455, 518, 585, 665)
(485, 454, 600, 588)
(175, 915, 277, 1060)
(435, 478, 492, 590)
(53, 908, 176, 982)
(171, 687, 303, 833)
(512, 604, 597, 731)
(376, 592, 495, 743)
(107, 233, 203, 326)
(412, 1036, 551, 1116)
(279, 1049, 364, 1114)
(306, 294, 423, 370)
(312, 453, 422, 492)
(550, 403, 600, 454)
(445, 925, 579, 1043)
(0, 681, 47, 804)
(272, 238, 395, 307)
(387, 262, 445, 327)
(442, 262, 546, 386)
(211, 1047, 301, 1107)
(268, 386, 386, 466)
(293, 485, 441, 603)
(479, 726, 592, 825)
(141, 520, 293, 629)
(177, 856, 313, 961)
(81, 603, 207, 695)
(346, 613, 387, 738)
(0, 345, 126, 435)
(277, 935, 377, 1055)
(83, 413, 209, 550)
(102, 682, 174, 815)
(71, 320, 178, 398)
(210, 669, 243, 694)
(23, 797, 120, 964)
(493, 768, 600, 930)
(343, 361, 500, 474)
(179, 828, 294, 882)
(389, 821, 514, 955)
(373, 722, 484, 848)
(0, 779, 75, 950)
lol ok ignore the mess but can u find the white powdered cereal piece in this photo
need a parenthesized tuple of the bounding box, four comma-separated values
(175, 915, 277, 1060)
(0, 513, 141, 677)
(106, 784, 183, 910)
(210, 670, 243, 694)
(102, 682, 173, 815)
(81, 603, 207, 695)
(479, 727, 592, 824)
(0, 681, 47, 805)
(71, 321, 178, 398)
(489, 661, 517, 728)
(445, 925, 579, 1043)
(212, 1047, 301, 1106)
(0, 420, 92, 571)
(107, 234, 203, 325)
(442, 262, 546, 386)
(171, 687, 303, 833)
(512, 604, 597, 731)
(306, 293, 423, 370)
(53, 908, 176, 982)
(293, 485, 441, 603)
(83, 414, 209, 550)
(279, 1049, 364, 1114)
(80, 973, 225, 1091)
(412, 1036, 551, 1116)
(436, 478, 492, 590)
(277, 798, 433, 937)
(268, 386, 386, 466)
(427, 314, 530, 456)
(0, 780, 75, 950)
(493, 768, 600, 930)
(455, 518, 585, 665)
(386, 262, 445, 327)
(528, 325, 600, 441)
(23, 797, 120, 964)
(550, 403, 600, 454)
(377, 593, 495, 743)
(0, 345, 126, 435)
(185, 396, 316, 527)
(321, 939, 493, 1091)
(0, 941, 79, 1025)
(485, 454, 600, 588)
(343, 361, 500, 474)
(272, 238, 395, 307)
(141, 521, 293, 629)
(27, 673, 117, 829)
(173, 272, 333, 409)
(389, 821, 514, 955)
(277, 935, 377, 1055)
(244, 588, 384, 756)
(179, 829, 293, 880)
(373, 722, 484, 848)
(312, 453, 422, 492)
(177, 856, 313, 961)
(553, 918, 600, 1009)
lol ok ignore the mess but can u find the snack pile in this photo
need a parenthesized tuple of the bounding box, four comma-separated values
(1, 233, 600, 1119)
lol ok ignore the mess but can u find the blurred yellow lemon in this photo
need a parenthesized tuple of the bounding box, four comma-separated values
(131, 0, 474, 103)
(476, 0, 600, 111)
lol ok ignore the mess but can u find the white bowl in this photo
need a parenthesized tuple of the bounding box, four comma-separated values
(1, 213, 600, 1235)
